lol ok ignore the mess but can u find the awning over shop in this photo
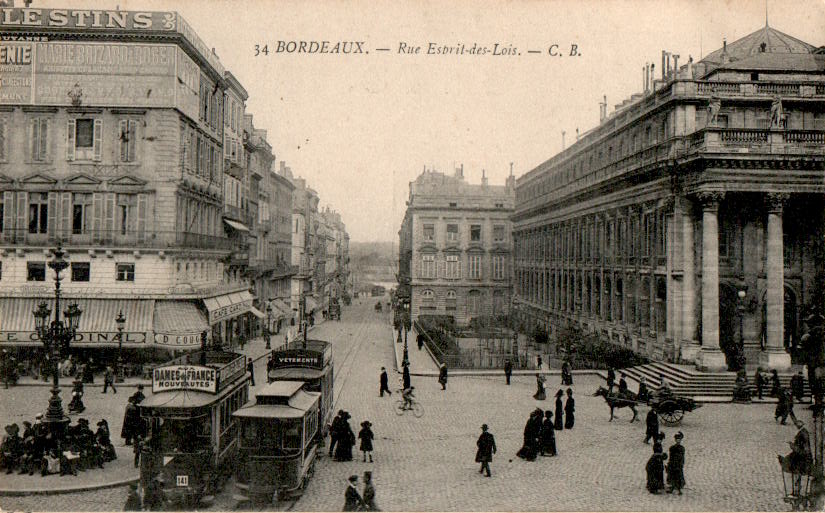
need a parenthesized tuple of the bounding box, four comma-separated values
(202, 291, 254, 325)
(223, 219, 249, 232)
(0, 298, 153, 347)
(153, 301, 210, 348)
(265, 301, 286, 321)
(273, 299, 293, 317)
(248, 306, 265, 319)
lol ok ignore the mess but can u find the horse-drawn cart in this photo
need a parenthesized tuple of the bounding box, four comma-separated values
(593, 386, 701, 425)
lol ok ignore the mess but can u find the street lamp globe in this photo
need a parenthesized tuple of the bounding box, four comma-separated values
(33, 302, 51, 336)
(115, 310, 125, 331)
(66, 303, 83, 331)
(738, 289, 747, 300)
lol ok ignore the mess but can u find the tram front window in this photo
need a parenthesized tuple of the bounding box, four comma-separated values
(155, 418, 210, 454)
(243, 419, 301, 455)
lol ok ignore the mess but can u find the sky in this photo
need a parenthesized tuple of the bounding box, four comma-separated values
(26, 0, 825, 242)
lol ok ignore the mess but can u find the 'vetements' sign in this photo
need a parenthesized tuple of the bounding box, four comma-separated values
(153, 365, 217, 394)
(272, 349, 324, 369)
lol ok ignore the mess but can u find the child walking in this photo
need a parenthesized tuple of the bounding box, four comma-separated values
(358, 421, 374, 462)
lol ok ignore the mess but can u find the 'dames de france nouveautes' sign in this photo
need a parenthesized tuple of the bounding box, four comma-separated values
(153, 365, 217, 394)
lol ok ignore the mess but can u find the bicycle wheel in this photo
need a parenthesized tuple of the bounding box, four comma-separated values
(394, 400, 406, 416)
(412, 402, 424, 418)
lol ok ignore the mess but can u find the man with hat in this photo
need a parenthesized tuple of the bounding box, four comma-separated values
(329, 410, 345, 457)
(666, 432, 686, 495)
(102, 366, 116, 394)
(2, 423, 22, 474)
(342, 474, 364, 511)
(379, 367, 392, 397)
(438, 363, 448, 391)
(131, 385, 146, 405)
(475, 423, 496, 477)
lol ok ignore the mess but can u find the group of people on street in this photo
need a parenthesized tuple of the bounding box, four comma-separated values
(342, 471, 379, 511)
(532, 383, 575, 429)
(0, 415, 117, 477)
(516, 388, 574, 463)
(645, 431, 686, 495)
(330, 410, 375, 463)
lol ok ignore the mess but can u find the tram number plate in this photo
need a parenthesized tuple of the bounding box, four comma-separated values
(176, 475, 189, 487)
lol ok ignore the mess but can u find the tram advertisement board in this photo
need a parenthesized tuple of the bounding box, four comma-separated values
(272, 349, 324, 370)
(153, 364, 217, 394)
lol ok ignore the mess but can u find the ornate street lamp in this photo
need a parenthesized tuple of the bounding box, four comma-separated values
(34, 245, 82, 443)
(402, 304, 410, 368)
(265, 303, 272, 350)
(115, 310, 125, 383)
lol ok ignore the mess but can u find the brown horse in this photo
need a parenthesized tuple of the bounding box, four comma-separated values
(593, 386, 639, 422)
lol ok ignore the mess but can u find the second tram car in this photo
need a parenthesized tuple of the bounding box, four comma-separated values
(267, 339, 333, 442)
(233, 381, 320, 504)
(139, 350, 250, 508)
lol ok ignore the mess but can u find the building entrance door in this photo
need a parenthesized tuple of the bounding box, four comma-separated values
(719, 283, 740, 370)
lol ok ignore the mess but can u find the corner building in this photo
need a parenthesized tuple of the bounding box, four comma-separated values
(0, 8, 254, 360)
(513, 25, 825, 371)
(402, 167, 515, 325)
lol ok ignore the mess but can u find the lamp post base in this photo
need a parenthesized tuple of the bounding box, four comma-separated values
(44, 386, 70, 442)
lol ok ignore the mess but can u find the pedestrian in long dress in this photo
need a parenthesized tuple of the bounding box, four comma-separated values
(343, 475, 364, 511)
(358, 421, 374, 463)
(554, 390, 564, 430)
(533, 374, 546, 400)
(644, 408, 659, 444)
(540, 411, 557, 456)
(335, 412, 355, 461)
(516, 410, 542, 461)
(646, 446, 668, 494)
(561, 360, 573, 386)
(438, 363, 448, 391)
(379, 367, 392, 397)
(791, 371, 805, 402)
(564, 388, 575, 429)
(362, 471, 379, 511)
(754, 368, 765, 399)
(247, 360, 255, 386)
(504, 359, 512, 385)
(475, 424, 497, 477)
(666, 432, 685, 494)
(770, 369, 781, 397)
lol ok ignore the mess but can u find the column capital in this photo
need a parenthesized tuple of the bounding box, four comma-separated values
(765, 192, 790, 214)
(695, 191, 725, 212)
(660, 197, 676, 212)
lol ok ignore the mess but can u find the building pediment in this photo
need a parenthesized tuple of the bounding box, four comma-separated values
(65, 173, 102, 186)
(108, 175, 147, 187)
(417, 243, 438, 253)
(467, 244, 486, 253)
(443, 245, 462, 253)
(21, 172, 57, 185)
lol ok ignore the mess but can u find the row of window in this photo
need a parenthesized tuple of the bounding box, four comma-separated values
(421, 223, 507, 243)
(176, 195, 223, 238)
(0, 117, 141, 164)
(225, 96, 244, 135)
(514, 210, 668, 265)
(0, 192, 146, 238)
(181, 121, 221, 183)
(199, 76, 223, 132)
(419, 288, 508, 315)
(419, 254, 507, 280)
(9, 261, 136, 282)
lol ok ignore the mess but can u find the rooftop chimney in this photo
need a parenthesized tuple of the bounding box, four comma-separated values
(562, 131, 566, 150)
(454, 163, 464, 180)
(481, 169, 488, 187)
(576, 128, 580, 141)
(506, 162, 516, 190)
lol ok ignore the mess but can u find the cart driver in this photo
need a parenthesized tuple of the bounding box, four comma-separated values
(402, 386, 415, 410)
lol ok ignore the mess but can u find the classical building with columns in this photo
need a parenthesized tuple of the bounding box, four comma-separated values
(512, 25, 824, 371)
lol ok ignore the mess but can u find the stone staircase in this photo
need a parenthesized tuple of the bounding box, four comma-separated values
(595, 362, 811, 401)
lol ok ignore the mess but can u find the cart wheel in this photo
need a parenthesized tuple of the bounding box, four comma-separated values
(412, 402, 424, 418)
(394, 400, 406, 416)
(659, 409, 684, 425)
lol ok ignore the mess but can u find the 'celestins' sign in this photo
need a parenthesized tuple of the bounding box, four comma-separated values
(0, 9, 176, 31)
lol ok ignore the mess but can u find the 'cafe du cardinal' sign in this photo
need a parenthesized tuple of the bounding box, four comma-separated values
(153, 365, 217, 394)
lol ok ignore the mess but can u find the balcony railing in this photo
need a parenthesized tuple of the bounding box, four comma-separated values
(720, 128, 768, 144)
(691, 80, 823, 98)
(0, 229, 234, 251)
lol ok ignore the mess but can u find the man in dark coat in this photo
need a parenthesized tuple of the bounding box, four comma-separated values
(791, 371, 805, 403)
(329, 411, 344, 457)
(666, 432, 686, 494)
(438, 364, 448, 391)
(770, 369, 781, 397)
(618, 374, 628, 395)
(102, 367, 116, 394)
(754, 368, 765, 399)
(539, 411, 556, 457)
(131, 385, 146, 405)
(343, 475, 364, 511)
(638, 377, 650, 402)
(402, 364, 411, 390)
(644, 408, 659, 444)
(362, 471, 379, 511)
(121, 397, 140, 445)
(606, 367, 616, 392)
(561, 360, 573, 386)
(379, 367, 392, 397)
(247, 359, 255, 386)
(417, 334, 424, 351)
(564, 388, 575, 429)
(646, 445, 668, 494)
(475, 424, 496, 477)
(504, 359, 513, 385)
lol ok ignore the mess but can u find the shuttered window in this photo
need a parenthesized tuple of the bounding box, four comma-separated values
(31, 118, 48, 161)
(119, 119, 137, 162)
(0, 118, 6, 161)
(28, 193, 48, 234)
(67, 118, 102, 161)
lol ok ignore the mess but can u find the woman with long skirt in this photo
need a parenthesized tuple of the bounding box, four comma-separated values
(539, 410, 556, 456)
(564, 388, 575, 429)
(533, 374, 546, 400)
(554, 390, 564, 430)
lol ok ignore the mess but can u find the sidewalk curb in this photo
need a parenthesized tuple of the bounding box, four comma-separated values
(0, 475, 139, 497)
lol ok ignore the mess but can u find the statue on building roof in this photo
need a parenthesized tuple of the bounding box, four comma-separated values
(707, 96, 722, 126)
(770, 96, 784, 128)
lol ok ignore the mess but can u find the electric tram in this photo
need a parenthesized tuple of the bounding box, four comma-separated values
(267, 339, 334, 442)
(138, 350, 250, 508)
(233, 381, 320, 504)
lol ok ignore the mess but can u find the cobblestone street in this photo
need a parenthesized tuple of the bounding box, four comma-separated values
(0, 300, 812, 511)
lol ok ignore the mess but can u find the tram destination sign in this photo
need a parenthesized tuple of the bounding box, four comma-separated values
(272, 349, 324, 370)
(153, 365, 217, 394)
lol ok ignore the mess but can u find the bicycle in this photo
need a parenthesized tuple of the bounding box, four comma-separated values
(394, 398, 424, 418)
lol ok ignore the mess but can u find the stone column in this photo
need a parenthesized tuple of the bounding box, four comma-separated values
(696, 191, 727, 371)
(680, 197, 701, 362)
(760, 192, 792, 370)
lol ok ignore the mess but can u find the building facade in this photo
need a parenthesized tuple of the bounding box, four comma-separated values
(512, 25, 825, 371)
(0, 8, 257, 359)
(401, 166, 515, 325)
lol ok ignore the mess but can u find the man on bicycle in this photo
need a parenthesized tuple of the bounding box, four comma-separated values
(402, 386, 416, 410)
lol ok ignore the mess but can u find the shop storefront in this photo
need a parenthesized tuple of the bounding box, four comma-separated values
(202, 291, 263, 349)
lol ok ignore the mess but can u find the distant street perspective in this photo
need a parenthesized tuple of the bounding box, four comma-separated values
(1, 1, 825, 512)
